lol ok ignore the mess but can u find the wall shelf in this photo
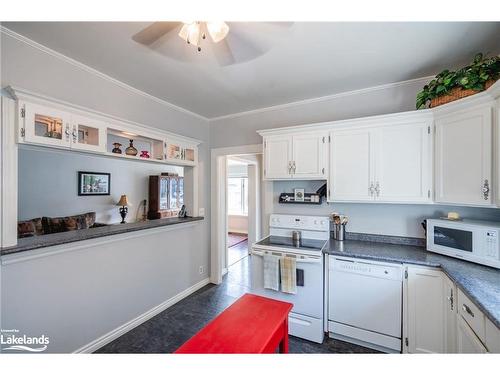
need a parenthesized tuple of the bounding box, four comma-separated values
(278, 192, 322, 205)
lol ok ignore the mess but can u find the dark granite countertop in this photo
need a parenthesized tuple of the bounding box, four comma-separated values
(1, 216, 204, 256)
(325, 239, 500, 329)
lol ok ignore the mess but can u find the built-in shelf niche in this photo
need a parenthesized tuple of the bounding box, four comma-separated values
(107, 128, 164, 161)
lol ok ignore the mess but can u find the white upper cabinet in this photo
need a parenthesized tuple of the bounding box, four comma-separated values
(329, 128, 374, 201)
(435, 106, 493, 206)
(292, 133, 327, 179)
(263, 135, 293, 179)
(20, 101, 72, 149)
(328, 119, 432, 203)
(70, 114, 107, 153)
(263, 133, 327, 180)
(375, 122, 432, 202)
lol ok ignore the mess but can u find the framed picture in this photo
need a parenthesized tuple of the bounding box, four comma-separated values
(294, 188, 305, 202)
(78, 171, 111, 196)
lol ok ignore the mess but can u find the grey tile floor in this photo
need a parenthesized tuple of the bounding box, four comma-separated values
(96, 249, 379, 354)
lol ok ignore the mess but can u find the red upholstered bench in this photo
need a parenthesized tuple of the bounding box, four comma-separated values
(175, 293, 293, 354)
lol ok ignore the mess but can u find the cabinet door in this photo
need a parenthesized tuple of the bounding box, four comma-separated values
(457, 316, 488, 353)
(375, 123, 432, 203)
(328, 128, 374, 201)
(263, 136, 292, 179)
(435, 106, 492, 206)
(70, 114, 106, 153)
(443, 274, 457, 353)
(292, 133, 327, 179)
(406, 267, 445, 353)
(21, 101, 71, 148)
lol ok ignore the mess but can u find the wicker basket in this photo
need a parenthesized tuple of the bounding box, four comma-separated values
(430, 79, 496, 108)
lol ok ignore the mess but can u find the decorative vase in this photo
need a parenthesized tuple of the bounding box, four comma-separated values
(125, 139, 138, 156)
(112, 142, 122, 154)
(140, 150, 150, 158)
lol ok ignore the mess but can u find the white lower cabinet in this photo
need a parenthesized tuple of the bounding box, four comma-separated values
(405, 266, 447, 353)
(443, 274, 457, 353)
(457, 316, 488, 353)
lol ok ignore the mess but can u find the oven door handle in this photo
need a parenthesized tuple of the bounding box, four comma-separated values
(251, 249, 322, 263)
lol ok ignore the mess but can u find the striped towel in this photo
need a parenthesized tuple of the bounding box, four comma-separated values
(280, 256, 297, 294)
(263, 254, 280, 291)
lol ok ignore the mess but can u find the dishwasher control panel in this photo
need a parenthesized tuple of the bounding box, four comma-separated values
(329, 257, 403, 281)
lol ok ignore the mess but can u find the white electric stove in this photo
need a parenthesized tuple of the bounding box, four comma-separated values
(251, 214, 329, 343)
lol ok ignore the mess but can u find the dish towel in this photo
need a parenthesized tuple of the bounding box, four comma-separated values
(263, 254, 280, 291)
(280, 256, 297, 294)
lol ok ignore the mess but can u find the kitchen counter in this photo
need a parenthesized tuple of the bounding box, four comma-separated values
(325, 237, 500, 329)
(1, 216, 204, 256)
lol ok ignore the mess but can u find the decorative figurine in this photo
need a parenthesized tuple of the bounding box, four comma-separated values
(140, 150, 150, 158)
(112, 142, 122, 154)
(125, 139, 138, 156)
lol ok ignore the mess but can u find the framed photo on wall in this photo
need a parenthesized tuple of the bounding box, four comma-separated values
(78, 171, 111, 196)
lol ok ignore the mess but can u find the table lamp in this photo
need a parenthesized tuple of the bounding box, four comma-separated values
(116, 195, 131, 223)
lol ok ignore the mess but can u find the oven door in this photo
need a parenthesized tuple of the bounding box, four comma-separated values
(250, 247, 323, 319)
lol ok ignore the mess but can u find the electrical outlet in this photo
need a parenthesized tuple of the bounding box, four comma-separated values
(199, 265, 205, 275)
(198, 208, 205, 216)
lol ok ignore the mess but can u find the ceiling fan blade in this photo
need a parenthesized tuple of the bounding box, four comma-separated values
(212, 38, 236, 66)
(132, 22, 180, 45)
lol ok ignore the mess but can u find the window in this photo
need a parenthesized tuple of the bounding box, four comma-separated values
(227, 177, 248, 215)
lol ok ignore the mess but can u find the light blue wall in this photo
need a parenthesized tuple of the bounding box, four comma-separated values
(18, 145, 183, 224)
(273, 180, 500, 238)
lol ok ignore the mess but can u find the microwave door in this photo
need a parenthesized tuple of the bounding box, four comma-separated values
(433, 226, 473, 253)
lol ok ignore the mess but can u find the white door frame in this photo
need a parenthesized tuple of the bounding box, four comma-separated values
(210, 144, 263, 284)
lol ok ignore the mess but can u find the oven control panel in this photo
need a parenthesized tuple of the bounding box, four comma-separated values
(270, 214, 329, 231)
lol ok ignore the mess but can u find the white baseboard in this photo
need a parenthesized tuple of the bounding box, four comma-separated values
(74, 277, 211, 353)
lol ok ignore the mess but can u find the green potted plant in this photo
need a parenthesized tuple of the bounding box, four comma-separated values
(416, 53, 500, 109)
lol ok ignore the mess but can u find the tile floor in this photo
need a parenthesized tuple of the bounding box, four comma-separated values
(227, 239, 249, 267)
(96, 245, 379, 354)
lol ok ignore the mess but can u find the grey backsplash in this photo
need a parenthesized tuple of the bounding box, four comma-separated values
(272, 180, 500, 239)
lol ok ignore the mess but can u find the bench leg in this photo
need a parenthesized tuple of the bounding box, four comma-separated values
(279, 318, 289, 353)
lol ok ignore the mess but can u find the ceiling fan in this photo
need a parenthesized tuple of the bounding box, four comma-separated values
(132, 21, 292, 66)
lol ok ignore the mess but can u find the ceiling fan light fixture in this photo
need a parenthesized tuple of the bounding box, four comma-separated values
(178, 22, 201, 46)
(206, 21, 229, 43)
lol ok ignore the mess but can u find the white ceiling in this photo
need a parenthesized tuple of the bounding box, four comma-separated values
(3, 22, 500, 119)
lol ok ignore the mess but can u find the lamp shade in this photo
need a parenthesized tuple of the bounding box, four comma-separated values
(116, 195, 130, 207)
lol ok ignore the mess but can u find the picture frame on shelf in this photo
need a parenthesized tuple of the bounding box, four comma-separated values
(294, 188, 305, 202)
(78, 171, 111, 196)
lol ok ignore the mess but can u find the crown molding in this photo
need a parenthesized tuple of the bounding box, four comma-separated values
(0, 26, 210, 123)
(209, 75, 435, 122)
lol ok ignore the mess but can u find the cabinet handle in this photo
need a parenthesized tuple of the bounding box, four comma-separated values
(482, 179, 490, 200)
(65, 124, 70, 140)
(369, 182, 375, 196)
(288, 161, 292, 174)
(322, 167, 325, 175)
(292, 161, 296, 174)
(375, 182, 380, 197)
(72, 126, 77, 142)
(462, 304, 474, 318)
(447, 289, 454, 310)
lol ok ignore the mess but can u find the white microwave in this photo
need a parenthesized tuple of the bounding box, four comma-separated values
(426, 219, 500, 269)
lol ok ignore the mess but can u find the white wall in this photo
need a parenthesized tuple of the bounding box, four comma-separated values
(1, 29, 211, 353)
(228, 215, 248, 234)
(18, 146, 183, 224)
(210, 78, 500, 238)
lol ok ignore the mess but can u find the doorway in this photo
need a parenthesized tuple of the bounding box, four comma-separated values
(210, 144, 271, 285)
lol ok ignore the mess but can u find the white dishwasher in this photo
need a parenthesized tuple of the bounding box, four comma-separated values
(328, 256, 403, 353)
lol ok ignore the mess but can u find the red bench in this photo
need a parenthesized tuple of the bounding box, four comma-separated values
(175, 293, 293, 354)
